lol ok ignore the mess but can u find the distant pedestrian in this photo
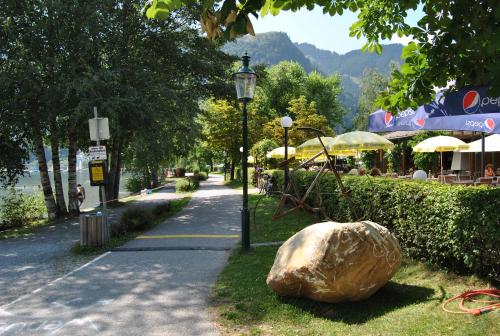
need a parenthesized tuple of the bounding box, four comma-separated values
(77, 184, 86, 206)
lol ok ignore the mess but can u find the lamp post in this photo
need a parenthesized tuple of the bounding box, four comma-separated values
(280, 116, 293, 190)
(233, 53, 257, 251)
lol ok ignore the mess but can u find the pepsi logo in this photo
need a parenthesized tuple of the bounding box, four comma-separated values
(463, 90, 480, 114)
(485, 118, 495, 132)
(384, 112, 394, 127)
(412, 118, 425, 129)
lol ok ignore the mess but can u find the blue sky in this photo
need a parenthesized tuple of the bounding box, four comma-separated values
(252, 6, 423, 54)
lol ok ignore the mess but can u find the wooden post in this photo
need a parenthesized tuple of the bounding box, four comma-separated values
(80, 213, 110, 247)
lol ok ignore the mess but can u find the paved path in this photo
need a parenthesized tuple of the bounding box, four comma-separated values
(0, 186, 180, 306)
(0, 175, 241, 336)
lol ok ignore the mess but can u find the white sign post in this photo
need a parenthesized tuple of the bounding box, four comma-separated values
(88, 107, 109, 220)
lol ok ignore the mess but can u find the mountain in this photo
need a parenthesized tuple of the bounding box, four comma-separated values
(222, 32, 315, 72)
(222, 32, 403, 129)
(297, 42, 402, 78)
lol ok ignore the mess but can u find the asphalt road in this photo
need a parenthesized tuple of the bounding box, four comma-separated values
(0, 175, 241, 336)
(0, 186, 180, 306)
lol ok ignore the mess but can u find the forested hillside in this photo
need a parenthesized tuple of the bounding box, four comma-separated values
(222, 32, 315, 72)
(223, 32, 403, 129)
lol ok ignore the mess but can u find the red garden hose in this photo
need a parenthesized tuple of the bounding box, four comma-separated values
(442, 289, 500, 315)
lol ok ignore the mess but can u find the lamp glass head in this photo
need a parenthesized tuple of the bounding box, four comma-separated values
(280, 116, 293, 128)
(233, 54, 257, 101)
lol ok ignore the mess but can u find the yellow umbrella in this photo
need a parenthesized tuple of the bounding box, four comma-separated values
(295, 137, 336, 159)
(330, 131, 394, 151)
(413, 136, 469, 177)
(266, 146, 296, 159)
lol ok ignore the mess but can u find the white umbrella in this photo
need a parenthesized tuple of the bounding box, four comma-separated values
(413, 136, 469, 177)
(459, 134, 500, 152)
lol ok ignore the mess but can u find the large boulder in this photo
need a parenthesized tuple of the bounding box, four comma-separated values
(266, 221, 401, 303)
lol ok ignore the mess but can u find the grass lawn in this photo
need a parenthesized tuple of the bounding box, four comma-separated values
(71, 196, 191, 255)
(212, 195, 499, 336)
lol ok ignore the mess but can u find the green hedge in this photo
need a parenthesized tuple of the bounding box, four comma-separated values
(0, 190, 46, 230)
(270, 170, 500, 280)
(176, 177, 200, 193)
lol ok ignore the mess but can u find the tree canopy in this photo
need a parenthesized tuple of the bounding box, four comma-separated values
(1, 1, 233, 216)
(146, 0, 499, 112)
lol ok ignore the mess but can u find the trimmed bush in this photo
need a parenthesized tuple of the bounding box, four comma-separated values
(196, 171, 208, 181)
(176, 177, 200, 193)
(113, 207, 155, 235)
(270, 170, 500, 280)
(0, 190, 46, 230)
(124, 174, 147, 193)
(152, 202, 171, 217)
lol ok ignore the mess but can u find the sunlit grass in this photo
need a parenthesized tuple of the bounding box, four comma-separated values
(212, 195, 499, 335)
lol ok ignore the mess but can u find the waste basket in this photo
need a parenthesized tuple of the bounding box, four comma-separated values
(80, 212, 110, 247)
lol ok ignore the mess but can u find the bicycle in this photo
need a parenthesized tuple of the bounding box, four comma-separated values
(258, 173, 275, 197)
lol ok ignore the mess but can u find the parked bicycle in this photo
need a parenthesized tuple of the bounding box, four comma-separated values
(258, 173, 275, 197)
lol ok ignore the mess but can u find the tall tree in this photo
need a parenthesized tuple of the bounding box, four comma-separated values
(263, 96, 335, 147)
(259, 61, 344, 127)
(199, 99, 242, 180)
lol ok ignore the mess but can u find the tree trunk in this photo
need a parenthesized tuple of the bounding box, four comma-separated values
(51, 133, 67, 215)
(34, 129, 58, 219)
(151, 164, 159, 188)
(113, 152, 122, 200)
(230, 161, 235, 181)
(107, 138, 122, 202)
(67, 135, 79, 216)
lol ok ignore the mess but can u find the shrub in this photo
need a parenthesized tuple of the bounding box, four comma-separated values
(0, 190, 46, 230)
(269, 170, 500, 280)
(176, 177, 200, 193)
(196, 171, 208, 181)
(114, 207, 155, 235)
(152, 202, 171, 217)
(175, 167, 186, 177)
(125, 174, 148, 193)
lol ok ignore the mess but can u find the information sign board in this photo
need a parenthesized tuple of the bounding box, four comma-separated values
(89, 160, 107, 186)
(88, 146, 107, 160)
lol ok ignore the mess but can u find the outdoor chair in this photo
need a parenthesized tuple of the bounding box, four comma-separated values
(478, 177, 494, 184)
(438, 175, 457, 183)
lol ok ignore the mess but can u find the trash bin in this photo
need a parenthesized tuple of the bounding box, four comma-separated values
(80, 212, 110, 247)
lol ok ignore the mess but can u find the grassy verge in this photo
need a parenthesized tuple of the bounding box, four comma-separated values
(0, 218, 53, 240)
(212, 195, 499, 335)
(224, 179, 254, 190)
(71, 196, 191, 255)
(249, 195, 317, 243)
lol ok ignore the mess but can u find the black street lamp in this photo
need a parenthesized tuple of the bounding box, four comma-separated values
(233, 53, 257, 251)
(280, 116, 293, 190)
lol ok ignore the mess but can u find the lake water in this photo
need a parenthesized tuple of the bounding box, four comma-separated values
(0, 169, 131, 209)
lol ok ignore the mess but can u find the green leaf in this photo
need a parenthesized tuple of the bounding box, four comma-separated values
(400, 63, 415, 75)
(260, 0, 271, 17)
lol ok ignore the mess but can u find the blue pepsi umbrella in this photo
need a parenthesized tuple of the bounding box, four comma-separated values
(368, 86, 500, 176)
(369, 86, 500, 134)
